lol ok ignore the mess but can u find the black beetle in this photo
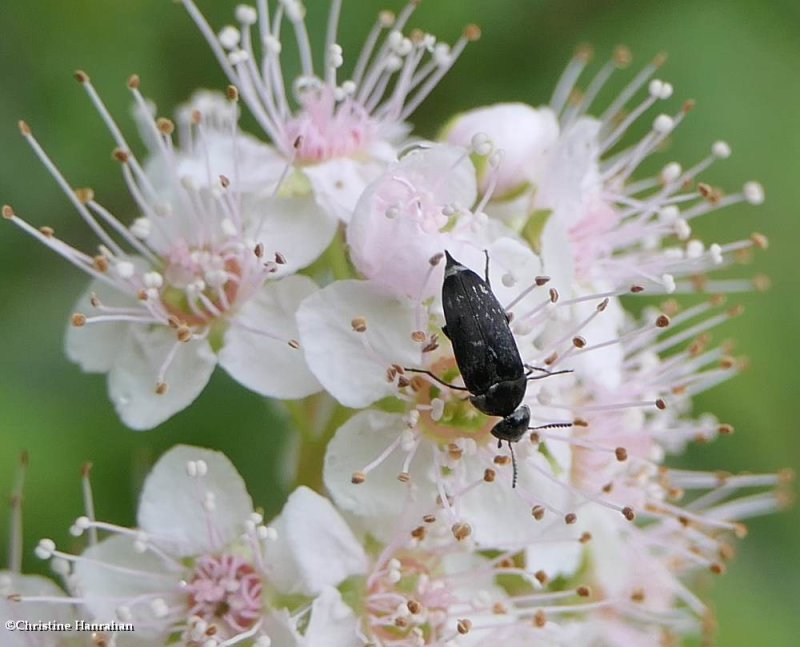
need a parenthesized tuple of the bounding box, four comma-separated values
(407, 251, 570, 487)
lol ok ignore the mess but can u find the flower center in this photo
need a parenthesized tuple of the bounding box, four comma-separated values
(160, 243, 242, 325)
(412, 358, 492, 445)
(284, 85, 375, 163)
(365, 555, 453, 645)
(185, 553, 263, 633)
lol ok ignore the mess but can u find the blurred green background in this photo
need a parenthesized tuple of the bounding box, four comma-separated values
(0, 0, 797, 643)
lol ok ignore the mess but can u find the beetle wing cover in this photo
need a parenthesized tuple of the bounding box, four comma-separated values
(442, 260, 524, 395)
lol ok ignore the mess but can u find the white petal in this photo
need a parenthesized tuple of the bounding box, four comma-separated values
(70, 534, 177, 640)
(567, 287, 625, 389)
(264, 487, 367, 596)
(242, 195, 337, 274)
(537, 116, 602, 228)
(459, 447, 576, 556)
(261, 607, 304, 647)
(324, 410, 435, 542)
(443, 103, 560, 197)
(346, 143, 477, 301)
(107, 327, 216, 430)
(220, 275, 322, 399)
(297, 280, 420, 408)
(0, 572, 75, 647)
(138, 444, 253, 556)
(303, 587, 360, 647)
(303, 156, 386, 223)
(65, 280, 135, 373)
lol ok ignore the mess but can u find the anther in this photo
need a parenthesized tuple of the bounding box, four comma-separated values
(429, 252, 444, 266)
(631, 588, 646, 603)
(655, 314, 670, 328)
(483, 468, 496, 482)
(351, 471, 366, 484)
(39, 226, 54, 238)
(274, 252, 286, 264)
(615, 447, 628, 462)
(127, 74, 140, 89)
(533, 610, 547, 628)
(572, 336, 586, 349)
(176, 325, 193, 342)
(622, 506, 636, 521)
(112, 148, 130, 163)
(630, 285, 645, 293)
(18, 120, 31, 136)
(575, 43, 594, 62)
(74, 187, 94, 204)
(576, 585, 591, 597)
(73, 70, 89, 84)
(613, 44, 632, 68)
(2, 205, 14, 219)
(226, 84, 239, 102)
(253, 243, 264, 258)
(531, 505, 545, 520)
(423, 514, 436, 523)
(535, 276, 550, 286)
(287, 339, 300, 350)
(155, 382, 168, 395)
(750, 232, 768, 249)
(93, 255, 109, 272)
(579, 531, 592, 544)
(451, 522, 472, 541)
(534, 570, 548, 585)
(655, 398, 667, 410)
(457, 618, 472, 635)
(564, 513, 577, 525)
(411, 330, 426, 342)
(463, 24, 481, 41)
(71, 313, 87, 327)
(407, 600, 422, 614)
(351, 317, 367, 332)
(397, 471, 410, 483)
(156, 118, 175, 135)
(549, 288, 559, 303)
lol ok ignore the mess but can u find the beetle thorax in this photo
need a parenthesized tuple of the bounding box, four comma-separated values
(469, 377, 527, 417)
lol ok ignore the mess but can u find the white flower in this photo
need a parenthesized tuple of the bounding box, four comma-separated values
(442, 48, 767, 296)
(179, 1, 480, 222)
(34, 445, 367, 645)
(6, 78, 325, 429)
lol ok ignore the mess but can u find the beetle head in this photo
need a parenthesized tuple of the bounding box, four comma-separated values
(490, 405, 531, 443)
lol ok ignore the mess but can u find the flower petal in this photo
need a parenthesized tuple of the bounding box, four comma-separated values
(302, 156, 385, 223)
(443, 103, 559, 197)
(0, 572, 75, 647)
(220, 275, 322, 399)
(70, 534, 178, 641)
(65, 280, 135, 373)
(241, 194, 337, 274)
(297, 280, 420, 408)
(137, 444, 253, 556)
(264, 487, 367, 596)
(107, 327, 216, 430)
(324, 410, 435, 542)
(303, 587, 360, 647)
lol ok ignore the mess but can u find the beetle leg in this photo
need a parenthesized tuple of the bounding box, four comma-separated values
(482, 248, 491, 287)
(402, 368, 470, 391)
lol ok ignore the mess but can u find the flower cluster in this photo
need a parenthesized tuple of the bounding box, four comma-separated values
(2, 3, 788, 646)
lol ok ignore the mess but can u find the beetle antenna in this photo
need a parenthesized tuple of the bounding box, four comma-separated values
(530, 422, 574, 431)
(508, 441, 518, 489)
